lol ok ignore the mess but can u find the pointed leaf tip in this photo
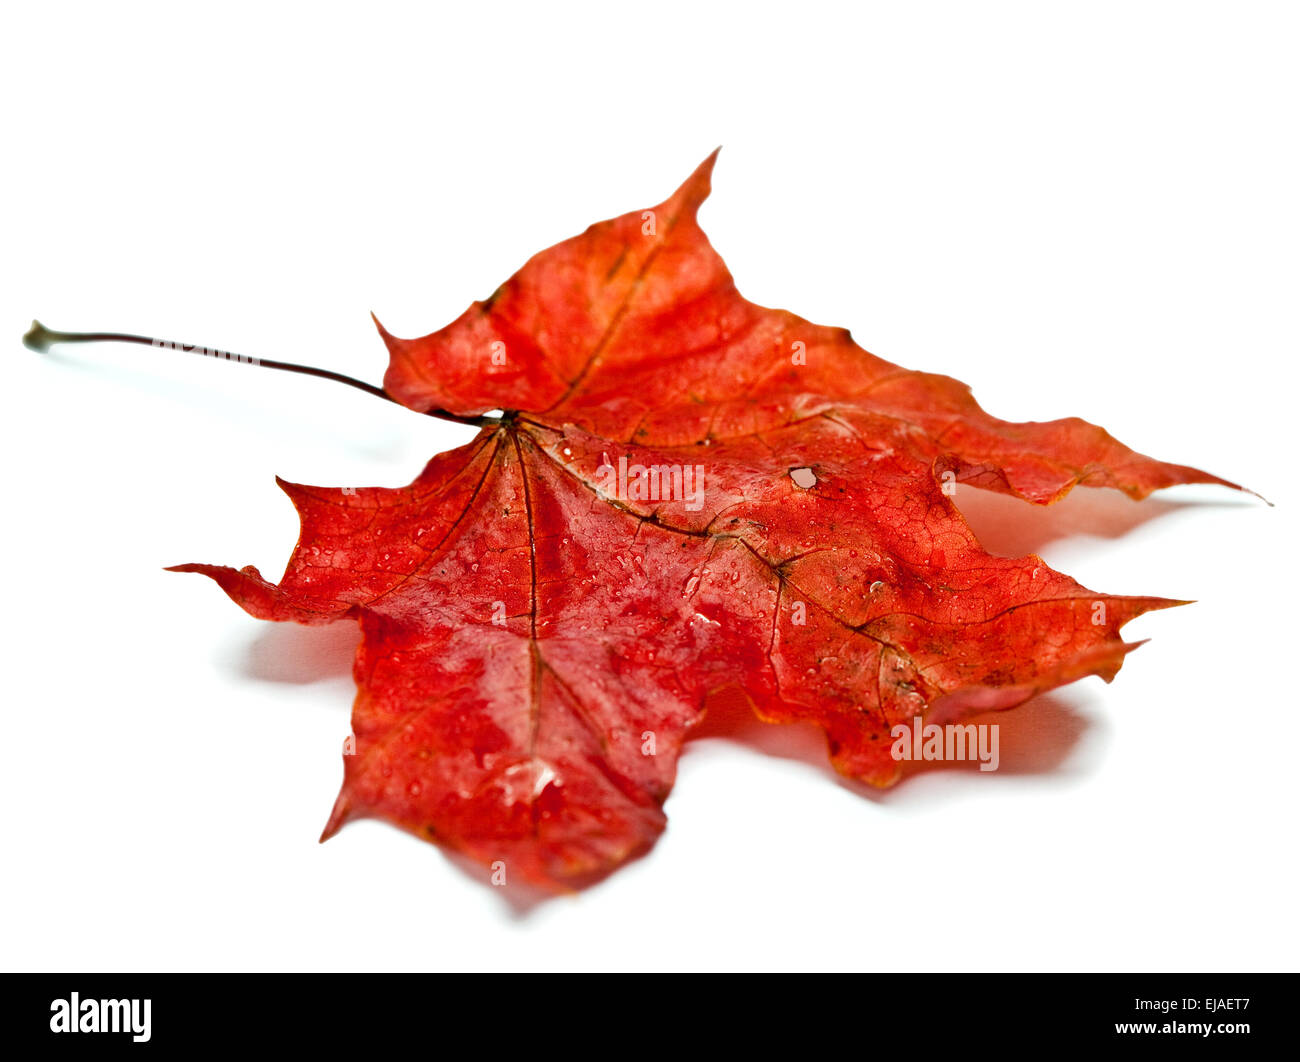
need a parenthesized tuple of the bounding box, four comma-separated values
(319, 794, 352, 842)
(665, 148, 722, 217)
(369, 310, 406, 360)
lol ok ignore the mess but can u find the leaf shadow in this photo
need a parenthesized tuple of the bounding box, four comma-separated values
(240, 619, 361, 688)
(951, 483, 1246, 559)
(238, 598, 1099, 912)
(686, 683, 1097, 802)
(41, 346, 421, 464)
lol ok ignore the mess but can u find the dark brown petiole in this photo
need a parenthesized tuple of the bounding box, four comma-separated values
(22, 320, 498, 429)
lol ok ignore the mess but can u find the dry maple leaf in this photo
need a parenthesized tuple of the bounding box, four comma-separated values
(156, 152, 1241, 888)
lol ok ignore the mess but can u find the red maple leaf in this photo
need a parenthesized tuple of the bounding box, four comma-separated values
(169, 153, 1242, 888)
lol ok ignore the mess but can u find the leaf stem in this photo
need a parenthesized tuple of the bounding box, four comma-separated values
(22, 320, 496, 428)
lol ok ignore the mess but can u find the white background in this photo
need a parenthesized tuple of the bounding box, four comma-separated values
(1, 1, 1295, 972)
